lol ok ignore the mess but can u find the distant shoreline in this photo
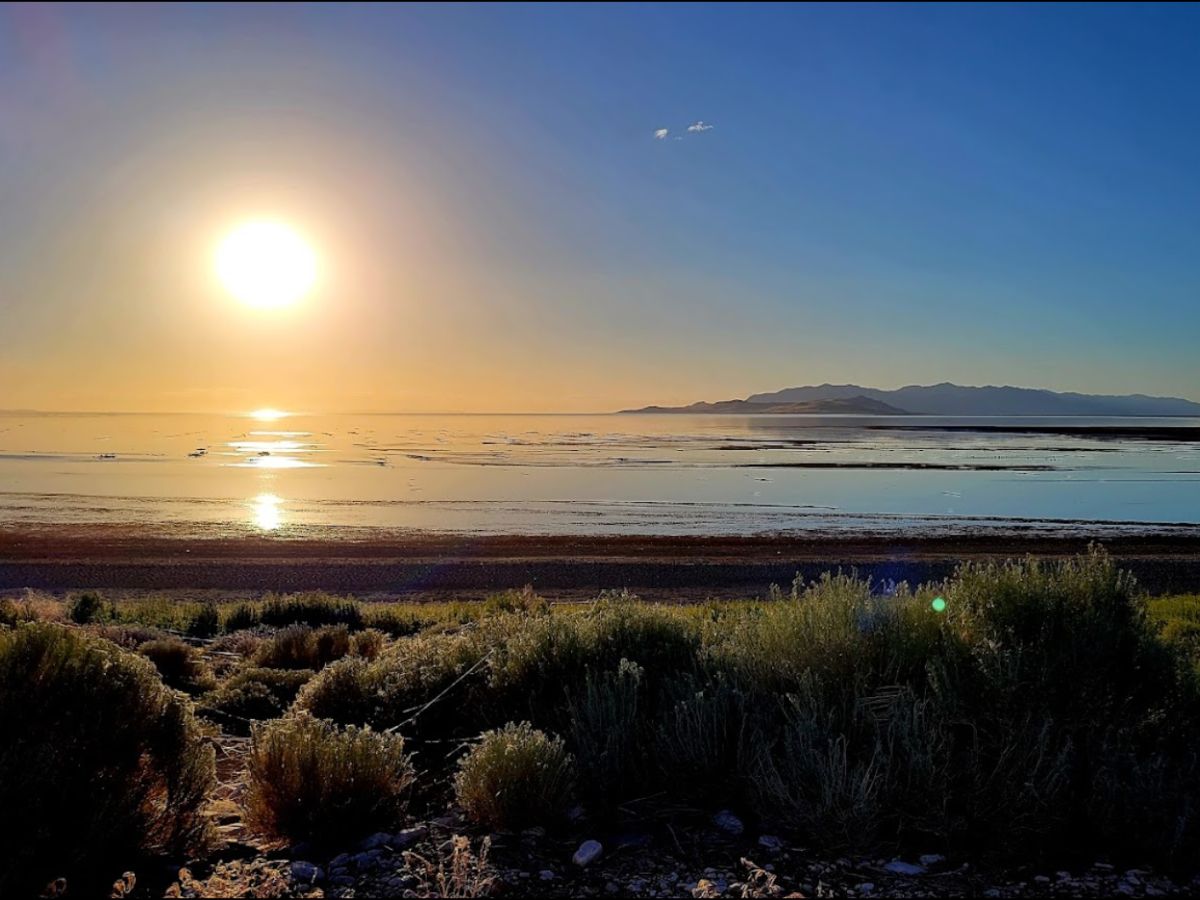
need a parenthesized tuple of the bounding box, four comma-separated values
(4, 525, 1200, 597)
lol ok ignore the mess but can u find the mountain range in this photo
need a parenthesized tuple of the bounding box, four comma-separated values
(619, 383, 1200, 416)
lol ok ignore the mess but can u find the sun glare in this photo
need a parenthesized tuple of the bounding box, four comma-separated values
(251, 493, 283, 531)
(215, 221, 317, 309)
(250, 408, 288, 422)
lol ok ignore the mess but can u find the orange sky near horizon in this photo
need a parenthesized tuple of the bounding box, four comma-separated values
(4, 5, 1199, 414)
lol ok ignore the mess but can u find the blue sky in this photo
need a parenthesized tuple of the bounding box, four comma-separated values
(2, 3, 1198, 411)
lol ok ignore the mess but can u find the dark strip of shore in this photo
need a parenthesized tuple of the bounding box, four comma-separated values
(866, 424, 1200, 440)
(3, 525, 1200, 597)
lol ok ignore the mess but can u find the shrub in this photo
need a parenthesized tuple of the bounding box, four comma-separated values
(209, 629, 265, 660)
(455, 722, 575, 831)
(253, 624, 353, 669)
(487, 599, 700, 726)
(0, 624, 214, 895)
(482, 585, 548, 617)
(297, 630, 493, 737)
(566, 658, 648, 803)
(260, 593, 363, 630)
(187, 602, 220, 638)
(653, 673, 747, 803)
(363, 606, 430, 637)
(66, 592, 108, 624)
(198, 667, 315, 735)
(224, 602, 261, 632)
(138, 638, 217, 694)
(90, 623, 168, 649)
(246, 714, 414, 845)
(0, 597, 34, 627)
(352, 627, 387, 660)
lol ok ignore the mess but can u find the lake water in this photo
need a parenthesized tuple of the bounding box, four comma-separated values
(1, 412, 1198, 536)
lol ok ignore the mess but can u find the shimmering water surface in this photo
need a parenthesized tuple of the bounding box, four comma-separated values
(1, 412, 1198, 535)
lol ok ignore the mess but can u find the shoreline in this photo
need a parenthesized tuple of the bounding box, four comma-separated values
(4, 524, 1200, 596)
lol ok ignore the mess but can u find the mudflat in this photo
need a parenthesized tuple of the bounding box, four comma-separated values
(4, 524, 1200, 597)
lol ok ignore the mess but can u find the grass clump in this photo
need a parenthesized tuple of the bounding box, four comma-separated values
(138, 637, 217, 694)
(260, 592, 364, 630)
(246, 714, 414, 846)
(455, 722, 575, 831)
(0, 624, 214, 896)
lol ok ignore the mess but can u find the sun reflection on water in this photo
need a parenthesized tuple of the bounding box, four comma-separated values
(251, 493, 283, 531)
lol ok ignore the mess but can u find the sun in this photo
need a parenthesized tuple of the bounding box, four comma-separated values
(215, 221, 317, 309)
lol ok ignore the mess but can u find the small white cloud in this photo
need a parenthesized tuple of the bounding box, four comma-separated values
(654, 128, 669, 140)
(687, 121, 714, 133)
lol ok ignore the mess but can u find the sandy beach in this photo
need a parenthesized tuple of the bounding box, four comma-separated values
(4, 524, 1200, 597)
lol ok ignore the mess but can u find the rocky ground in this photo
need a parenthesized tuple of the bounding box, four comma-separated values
(161, 807, 1197, 898)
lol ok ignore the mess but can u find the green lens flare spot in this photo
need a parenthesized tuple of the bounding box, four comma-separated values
(931, 596, 947, 613)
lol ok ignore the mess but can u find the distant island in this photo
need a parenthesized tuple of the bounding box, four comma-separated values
(619, 382, 1200, 416)
(620, 395, 910, 415)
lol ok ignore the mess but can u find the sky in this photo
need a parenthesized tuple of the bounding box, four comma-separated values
(2, 2, 1199, 413)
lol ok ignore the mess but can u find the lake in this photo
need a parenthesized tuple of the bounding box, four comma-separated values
(1, 412, 1198, 536)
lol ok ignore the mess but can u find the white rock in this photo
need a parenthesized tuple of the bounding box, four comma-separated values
(573, 840, 603, 867)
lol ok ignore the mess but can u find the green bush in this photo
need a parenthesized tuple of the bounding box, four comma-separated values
(199, 667, 315, 735)
(91, 623, 168, 649)
(482, 586, 549, 618)
(260, 592, 364, 630)
(654, 674, 747, 803)
(246, 714, 414, 845)
(0, 624, 214, 896)
(253, 624, 353, 670)
(224, 602, 261, 632)
(352, 627, 387, 660)
(565, 658, 649, 803)
(186, 602, 220, 638)
(455, 722, 575, 830)
(297, 629, 493, 737)
(138, 637, 217, 694)
(66, 592, 108, 624)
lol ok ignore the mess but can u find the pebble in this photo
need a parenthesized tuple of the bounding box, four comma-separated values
(573, 839, 604, 867)
(539, 870, 556, 881)
(918, 853, 946, 867)
(393, 825, 428, 847)
(883, 860, 926, 876)
(758, 834, 785, 852)
(857, 883, 875, 894)
(289, 861, 321, 884)
(712, 809, 745, 836)
(358, 832, 391, 851)
(351, 850, 381, 870)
